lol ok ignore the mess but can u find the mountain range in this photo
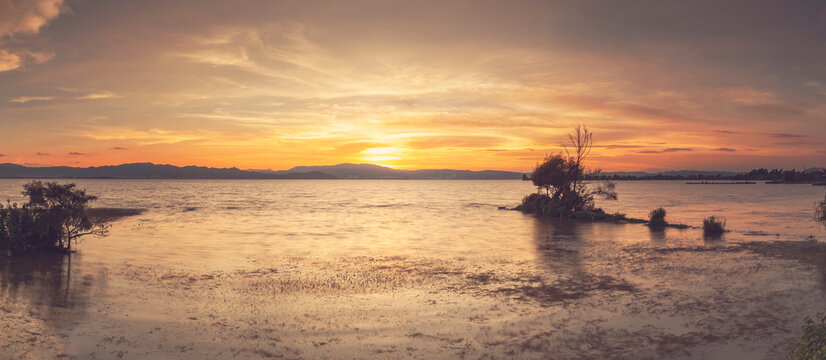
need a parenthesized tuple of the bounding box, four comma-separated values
(2, 162, 804, 180)
(252, 163, 526, 180)
(0, 163, 335, 179)
(0, 163, 527, 180)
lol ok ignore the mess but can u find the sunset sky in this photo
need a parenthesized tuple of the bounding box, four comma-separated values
(0, 0, 825, 172)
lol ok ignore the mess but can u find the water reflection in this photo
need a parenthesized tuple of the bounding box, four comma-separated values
(531, 217, 585, 276)
(0, 252, 103, 328)
(648, 227, 666, 242)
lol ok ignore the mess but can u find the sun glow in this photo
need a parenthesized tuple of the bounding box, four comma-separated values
(361, 147, 407, 165)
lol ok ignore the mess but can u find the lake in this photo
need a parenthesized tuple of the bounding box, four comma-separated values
(1, 179, 825, 359)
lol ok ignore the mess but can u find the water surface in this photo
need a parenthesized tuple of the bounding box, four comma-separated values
(1, 180, 824, 359)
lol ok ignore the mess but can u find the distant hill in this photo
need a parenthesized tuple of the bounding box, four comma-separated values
(254, 163, 526, 180)
(0, 163, 337, 179)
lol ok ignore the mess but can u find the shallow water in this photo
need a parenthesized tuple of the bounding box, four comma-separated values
(1, 179, 825, 359)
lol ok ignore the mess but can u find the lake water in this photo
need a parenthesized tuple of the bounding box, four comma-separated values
(1, 179, 825, 359)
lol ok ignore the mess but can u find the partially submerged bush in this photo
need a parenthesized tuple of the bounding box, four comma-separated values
(702, 216, 726, 235)
(0, 181, 108, 256)
(648, 208, 667, 227)
(789, 312, 826, 360)
(816, 193, 826, 223)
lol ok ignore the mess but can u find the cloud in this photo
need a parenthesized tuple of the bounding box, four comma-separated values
(109, 147, 128, 150)
(0, 49, 55, 72)
(36, 152, 49, 156)
(68, 152, 87, 156)
(0, 49, 22, 71)
(0, 1, 65, 72)
(716, 87, 777, 106)
(0, 153, 5, 157)
(712, 148, 736, 152)
(771, 133, 805, 138)
(10, 95, 54, 103)
(0, 0, 65, 37)
(76, 92, 122, 100)
(601, 144, 646, 149)
(662, 148, 692, 152)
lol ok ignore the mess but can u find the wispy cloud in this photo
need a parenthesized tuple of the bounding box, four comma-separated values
(10, 96, 55, 103)
(771, 133, 805, 139)
(712, 148, 736, 152)
(68, 152, 88, 156)
(36, 152, 49, 156)
(109, 147, 128, 150)
(76, 92, 122, 100)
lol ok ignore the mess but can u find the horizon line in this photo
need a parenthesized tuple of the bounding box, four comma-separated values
(2, 161, 819, 174)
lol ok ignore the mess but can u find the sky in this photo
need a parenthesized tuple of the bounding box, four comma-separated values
(0, 0, 825, 172)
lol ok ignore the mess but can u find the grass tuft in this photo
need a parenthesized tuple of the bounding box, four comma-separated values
(703, 216, 726, 235)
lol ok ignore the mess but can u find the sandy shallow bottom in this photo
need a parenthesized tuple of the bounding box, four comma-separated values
(3, 234, 826, 359)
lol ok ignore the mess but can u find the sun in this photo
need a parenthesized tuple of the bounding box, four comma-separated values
(361, 147, 406, 165)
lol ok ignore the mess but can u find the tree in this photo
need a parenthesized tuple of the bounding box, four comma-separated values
(529, 125, 617, 211)
(21, 181, 108, 251)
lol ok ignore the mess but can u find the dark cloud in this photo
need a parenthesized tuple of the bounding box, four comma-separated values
(36, 152, 50, 156)
(600, 144, 646, 149)
(109, 147, 128, 150)
(662, 148, 693, 152)
(771, 133, 805, 138)
(68, 152, 87, 156)
(714, 130, 739, 135)
(637, 150, 662, 154)
(712, 148, 736, 152)
(0, 153, 5, 157)
(773, 141, 822, 146)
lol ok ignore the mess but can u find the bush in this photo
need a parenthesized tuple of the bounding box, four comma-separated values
(816, 193, 826, 223)
(0, 181, 107, 256)
(648, 208, 667, 227)
(527, 126, 617, 212)
(703, 216, 726, 235)
(789, 312, 826, 360)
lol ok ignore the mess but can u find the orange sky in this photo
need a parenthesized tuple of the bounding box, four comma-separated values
(0, 0, 825, 172)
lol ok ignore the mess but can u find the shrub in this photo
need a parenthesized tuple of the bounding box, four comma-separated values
(0, 181, 108, 256)
(703, 216, 726, 235)
(528, 126, 617, 212)
(789, 312, 826, 360)
(816, 193, 826, 223)
(648, 208, 667, 227)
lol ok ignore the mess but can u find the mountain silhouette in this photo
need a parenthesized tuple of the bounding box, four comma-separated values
(0, 163, 336, 179)
(254, 163, 526, 180)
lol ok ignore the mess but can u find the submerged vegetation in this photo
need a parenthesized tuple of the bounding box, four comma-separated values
(648, 208, 667, 228)
(702, 216, 727, 235)
(0, 181, 108, 256)
(789, 312, 826, 360)
(816, 193, 826, 224)
(517, 126, 618, 220)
